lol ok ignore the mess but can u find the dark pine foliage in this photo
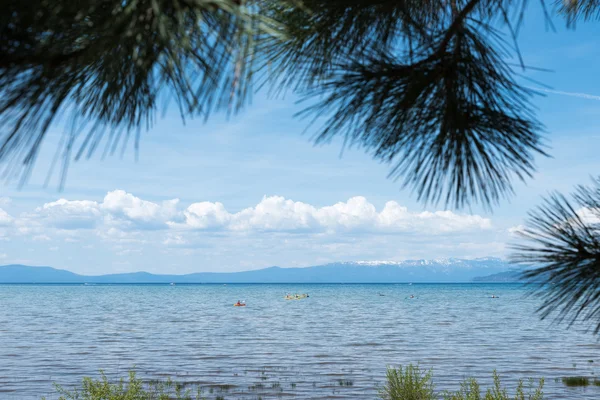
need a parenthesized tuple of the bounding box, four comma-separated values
(0, 0, 274, 185)
(512, 177, 600, 334)
(261, 0, 548, 210)
(2, 0, 549, 208)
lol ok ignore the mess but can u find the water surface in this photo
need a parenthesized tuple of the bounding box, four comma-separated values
(0, 283, 598, 399)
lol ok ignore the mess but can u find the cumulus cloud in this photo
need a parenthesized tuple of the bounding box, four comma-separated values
(30, 190, 179, 231)
(34, 199, 101, 229)
(178, 195, 492, 234)
(180, 201, 232, 230)
(102, 190, 179, 230)
(18, 191, 493, 250)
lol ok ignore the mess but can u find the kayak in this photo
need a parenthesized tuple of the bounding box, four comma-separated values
(233, 303, 246, 307)
(284, 294, 309, 300)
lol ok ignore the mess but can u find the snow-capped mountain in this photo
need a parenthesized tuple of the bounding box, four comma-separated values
(344, 257, 505, 268)
(314, 257, 513, 282)
(0, 257, 517, 283)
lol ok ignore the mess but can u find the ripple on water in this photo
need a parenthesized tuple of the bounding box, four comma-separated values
(0, 283, 599, 399)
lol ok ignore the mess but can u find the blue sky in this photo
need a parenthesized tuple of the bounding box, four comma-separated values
(1, 4, 600, 274)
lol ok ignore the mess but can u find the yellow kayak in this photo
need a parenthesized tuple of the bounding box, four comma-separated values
(284, 294, 309, 300)
(233, 303, 246, 307)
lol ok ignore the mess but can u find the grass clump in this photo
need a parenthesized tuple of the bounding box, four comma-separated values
(379, 365, 544, 400)
(561, 376, 590, 387)
(443, 371, 544, 400)
(379, 364, 435, 400)
(46, 370, 206, 400)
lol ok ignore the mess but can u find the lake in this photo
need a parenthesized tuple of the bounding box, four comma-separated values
(0, 283, 598, 399)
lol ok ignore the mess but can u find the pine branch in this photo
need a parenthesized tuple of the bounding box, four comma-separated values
(298, 23, 545, 209)
(0, 0, 274, 185)
(257, 0, 445, 91)
(511, 177, 600, 334)
(0, 0, 586, 206)
(558, 0, 600, 25)
(257, 0, 548, 210)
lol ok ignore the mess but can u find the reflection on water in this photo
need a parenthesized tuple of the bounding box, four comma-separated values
(0, 283, 598, 399)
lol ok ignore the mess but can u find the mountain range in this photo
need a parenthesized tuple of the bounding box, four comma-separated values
(0, 258, 525, 283)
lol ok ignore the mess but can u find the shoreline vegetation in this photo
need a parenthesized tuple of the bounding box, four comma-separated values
(42, 364, 555, 400)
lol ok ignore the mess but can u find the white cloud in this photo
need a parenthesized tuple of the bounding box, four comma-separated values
(9, 191, 495, 269)
(180, 201, 232, 230)
(18, 192, 492, 237)
(102, 190, 179, 230)
(178, 195, 492, 234)
(29, 190, 179, 231)
(231, 196, 321, 232)
(376, 202, 492, 233)
(34, 198, 101, 229)
(0, 197, 10, 206)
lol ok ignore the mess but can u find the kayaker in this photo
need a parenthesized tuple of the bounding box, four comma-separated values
(236, 300, 242, 306)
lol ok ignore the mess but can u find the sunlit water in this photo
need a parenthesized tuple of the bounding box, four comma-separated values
(0, 284, 598, 399)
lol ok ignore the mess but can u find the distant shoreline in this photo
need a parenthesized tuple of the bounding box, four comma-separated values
(0, 259, 526, 284)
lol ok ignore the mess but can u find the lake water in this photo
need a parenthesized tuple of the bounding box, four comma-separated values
(0, 283, 598, 399)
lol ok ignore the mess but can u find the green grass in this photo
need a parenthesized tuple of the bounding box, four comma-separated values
(43, 365, 555, 400)
(43, 370, 206, 400)
(442, 372, 544, 400)
(378, 365, 545, 400)
(561, 376, 590, 387)
(378, 365, 435, 400)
